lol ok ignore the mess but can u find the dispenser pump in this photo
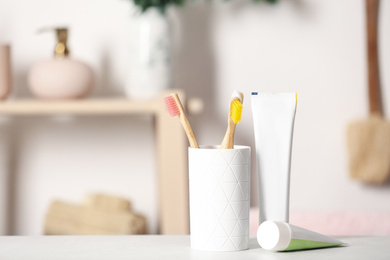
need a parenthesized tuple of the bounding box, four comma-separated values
(54, 28, 69, 58)
(28, 26, 94, 99)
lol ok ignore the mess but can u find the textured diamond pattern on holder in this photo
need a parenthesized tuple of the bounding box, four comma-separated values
(189, 147, 251, 251)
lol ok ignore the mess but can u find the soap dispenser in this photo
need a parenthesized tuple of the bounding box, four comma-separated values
(28, 28, 94, 99)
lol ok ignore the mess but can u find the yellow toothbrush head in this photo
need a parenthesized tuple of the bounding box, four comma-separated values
(231, 99, 243, 124)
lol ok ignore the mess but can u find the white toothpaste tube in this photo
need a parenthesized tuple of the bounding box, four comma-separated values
(257, 221, 344, 251)
(251, 92, 297, 224)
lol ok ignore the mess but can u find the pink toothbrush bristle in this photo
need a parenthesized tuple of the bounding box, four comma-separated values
(164, 95, 180, 117)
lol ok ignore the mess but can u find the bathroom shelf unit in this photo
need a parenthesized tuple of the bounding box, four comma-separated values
(0, 90, 189, 235)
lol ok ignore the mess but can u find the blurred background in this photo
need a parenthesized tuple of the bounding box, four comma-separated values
(0, 0, 389, 236)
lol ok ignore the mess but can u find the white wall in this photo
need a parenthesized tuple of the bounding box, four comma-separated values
(0, 0, 390, 235)
(206, 0, 390, 213)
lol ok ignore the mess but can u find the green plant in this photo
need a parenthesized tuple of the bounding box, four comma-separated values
(253, 0, 277, 3)
(131, 0, 277, 15)
(132, 0, 185, 14)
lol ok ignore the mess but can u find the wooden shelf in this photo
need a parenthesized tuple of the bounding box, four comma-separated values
(0, 99, 161, 115)
(0, 90, 190, 235)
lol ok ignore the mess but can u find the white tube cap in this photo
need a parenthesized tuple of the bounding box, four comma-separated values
(257, 221, 292, 251)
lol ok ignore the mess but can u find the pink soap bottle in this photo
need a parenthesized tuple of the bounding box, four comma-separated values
(28, 28, 94, 99)
(0, 43, 12, 100)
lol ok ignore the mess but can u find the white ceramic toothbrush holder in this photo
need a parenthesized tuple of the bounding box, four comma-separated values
(188, 145, 251, 251)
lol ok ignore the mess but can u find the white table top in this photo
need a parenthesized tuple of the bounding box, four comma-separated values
(0, 235, 389, 260)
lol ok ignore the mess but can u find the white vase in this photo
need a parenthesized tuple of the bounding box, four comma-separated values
(126, 8, 172, 100)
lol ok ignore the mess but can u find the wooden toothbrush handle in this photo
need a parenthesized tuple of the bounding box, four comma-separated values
(220, 118, 236, 149)
(171, 93, 199, 148)
(179, 114, 199, 148)
(366, 0, 382, 115)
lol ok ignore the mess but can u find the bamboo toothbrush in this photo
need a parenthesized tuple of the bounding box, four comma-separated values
(220, 90, 244, 149)
(164, 93, 200, 148)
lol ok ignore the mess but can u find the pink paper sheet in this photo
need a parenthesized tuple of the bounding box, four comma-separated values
(250, 208, 390, 236)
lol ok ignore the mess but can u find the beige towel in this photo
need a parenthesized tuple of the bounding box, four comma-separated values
(44, 194, 147, 235)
